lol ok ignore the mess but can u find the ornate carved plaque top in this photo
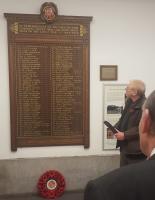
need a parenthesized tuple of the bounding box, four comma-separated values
(40, 2, 58, 23)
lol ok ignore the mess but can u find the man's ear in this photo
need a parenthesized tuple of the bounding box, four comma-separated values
(143, 109, 152, 133)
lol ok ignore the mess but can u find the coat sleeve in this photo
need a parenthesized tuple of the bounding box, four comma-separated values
(84, 180, 104, 200)
(114, 99, 131, 130)
(124, 126, 139, 140)
(124, 108, 142, 141)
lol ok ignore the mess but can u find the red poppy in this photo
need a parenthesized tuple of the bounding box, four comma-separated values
(37, 170, 65, 199)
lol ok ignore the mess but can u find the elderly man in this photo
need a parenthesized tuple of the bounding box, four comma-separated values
(84, 90, 155, 200)
(115, 80, 146, 166)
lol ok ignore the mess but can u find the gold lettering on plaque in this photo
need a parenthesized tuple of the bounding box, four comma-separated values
(4, 12, 92, 150)
(80, 25, 87, 36)
(51, 45, 83, 136)
(10, 22, 18, 34)
(16, 45, 51, 137)
(18, 23, 81, 35)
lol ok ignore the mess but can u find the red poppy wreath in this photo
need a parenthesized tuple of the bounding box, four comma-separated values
(37, 170, 65, 199)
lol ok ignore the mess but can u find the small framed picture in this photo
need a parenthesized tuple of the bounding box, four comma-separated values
(100, 65, 118, 81)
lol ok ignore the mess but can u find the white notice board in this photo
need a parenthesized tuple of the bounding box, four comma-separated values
(103, 84, 126, 150)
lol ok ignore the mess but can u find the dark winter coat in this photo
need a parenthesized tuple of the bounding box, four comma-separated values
(115, 95, 146, 155)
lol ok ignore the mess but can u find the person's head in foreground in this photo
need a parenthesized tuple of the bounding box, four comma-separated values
(84, 90, 155, 200)
(139, 90, 155, 158)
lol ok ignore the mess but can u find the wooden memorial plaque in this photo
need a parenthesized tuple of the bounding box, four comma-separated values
(5, 4, 92, 151)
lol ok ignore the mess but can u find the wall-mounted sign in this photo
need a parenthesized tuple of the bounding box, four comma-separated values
(100, 65, 118, 81)
(103, 84, 126, 150)
(4, 5, 92, 151)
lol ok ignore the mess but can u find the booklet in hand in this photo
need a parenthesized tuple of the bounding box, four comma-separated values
(104, 121, 118, 134)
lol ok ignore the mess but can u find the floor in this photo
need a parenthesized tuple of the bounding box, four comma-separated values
(0, 191, 84, 200)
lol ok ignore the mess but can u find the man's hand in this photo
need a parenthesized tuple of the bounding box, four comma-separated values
(115, 132, 125, 140)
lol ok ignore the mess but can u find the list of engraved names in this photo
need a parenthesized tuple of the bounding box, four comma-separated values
(16, 44, 83, 137)
(51, 46, 83, 135)
(16, 45, 51, 136)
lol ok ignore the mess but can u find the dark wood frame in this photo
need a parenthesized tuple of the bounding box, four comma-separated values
(100, 65, 118, 81)
(4, 13, 92, 151)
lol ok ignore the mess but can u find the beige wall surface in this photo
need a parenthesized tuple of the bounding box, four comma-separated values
(0, 155, 119, 195)
(0, 0, 155, 159)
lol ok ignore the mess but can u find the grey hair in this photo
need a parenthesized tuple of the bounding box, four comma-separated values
(129, 80, 146, 96)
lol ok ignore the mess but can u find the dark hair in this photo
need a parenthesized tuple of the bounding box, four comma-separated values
(144, 90, 155, 132)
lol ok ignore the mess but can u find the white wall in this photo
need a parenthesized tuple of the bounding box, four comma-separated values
(0, 0, 155, 159)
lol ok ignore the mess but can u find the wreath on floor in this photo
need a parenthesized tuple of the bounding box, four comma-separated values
(37, 170, 66, 199)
